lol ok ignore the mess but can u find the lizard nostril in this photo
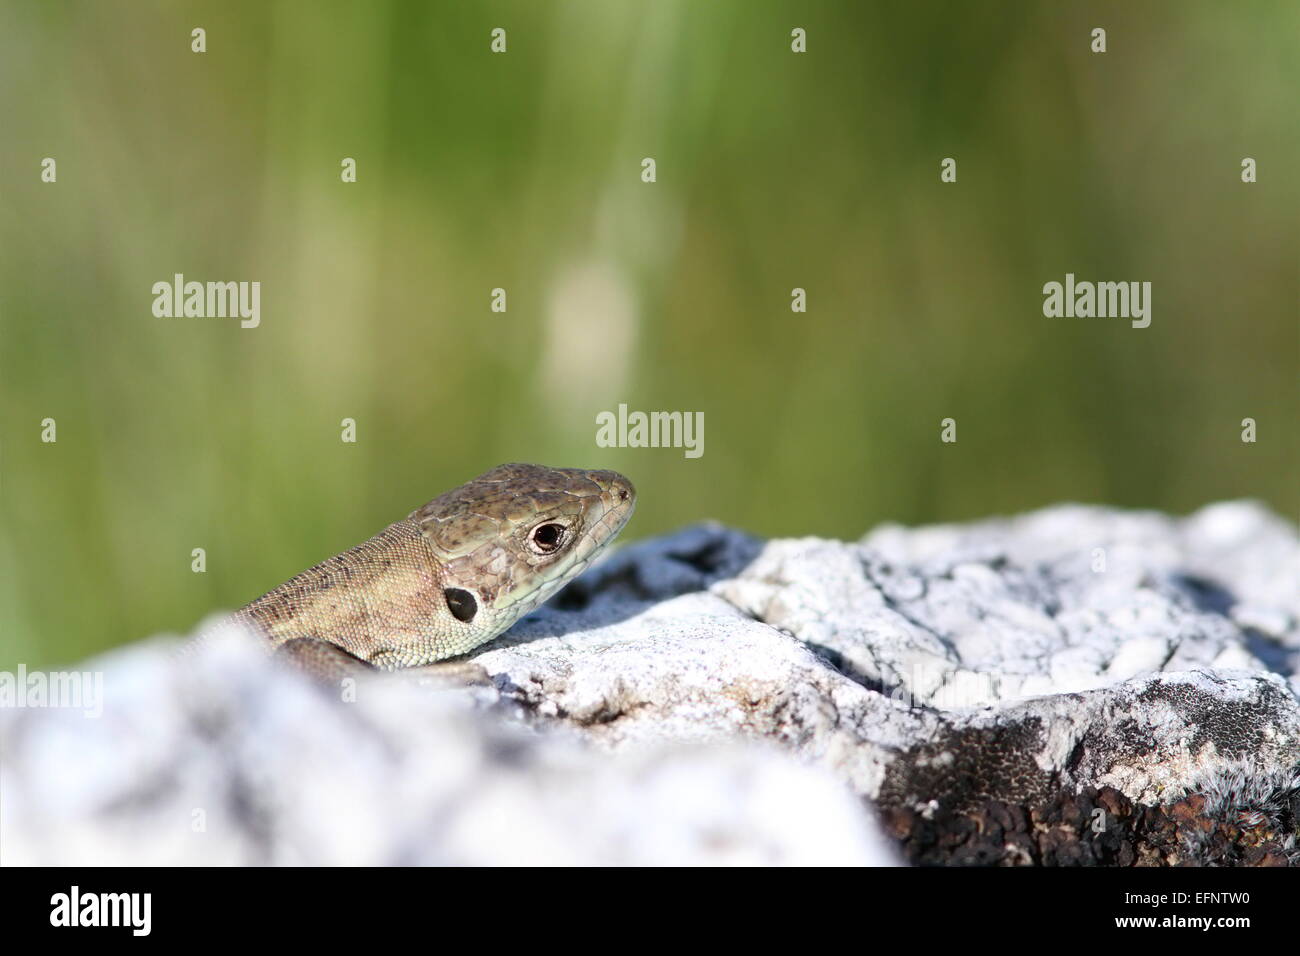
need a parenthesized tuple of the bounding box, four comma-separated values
(608, 475, 634, 504)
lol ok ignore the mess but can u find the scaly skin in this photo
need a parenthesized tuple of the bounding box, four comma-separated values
(226, 463, 635, 670)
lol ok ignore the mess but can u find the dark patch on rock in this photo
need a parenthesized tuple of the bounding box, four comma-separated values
(1057, 676, 1299, 794)
(1135, 677, 1286, 760)
(802, 642, 887, 695)
(1171, 573, 1236, 617)
(882, 781, 1299, 867)
(1244, 628, 1294, 675)
(550, 562, 645, 609)
(1070, 714, 1157, 782)
(877, 717, 1055, 813)
(554, 525, 763, 609)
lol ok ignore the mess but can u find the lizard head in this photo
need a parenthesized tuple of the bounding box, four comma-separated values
(412, 463, 636, 655)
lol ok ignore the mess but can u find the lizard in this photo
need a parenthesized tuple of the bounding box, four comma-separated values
(214, 463, 635, 678)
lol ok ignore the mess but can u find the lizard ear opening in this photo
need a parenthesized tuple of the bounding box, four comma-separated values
(444, 588, 478, 623)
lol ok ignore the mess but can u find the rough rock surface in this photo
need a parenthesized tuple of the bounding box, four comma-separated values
(1, 630, 895, 865)
(2, 501, 1297, 865)
(885, 772, 1300, 867)
(472, 503, 1300, 812)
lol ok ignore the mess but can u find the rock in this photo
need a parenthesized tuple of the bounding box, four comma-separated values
(472, 503, 1300, 814)
(888, 770, 1299, 867)
(0, 627, 895, 866)
(2, 501, 1296, 865)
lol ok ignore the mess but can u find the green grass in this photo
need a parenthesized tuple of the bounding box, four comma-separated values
(1, 1, 1296, 668)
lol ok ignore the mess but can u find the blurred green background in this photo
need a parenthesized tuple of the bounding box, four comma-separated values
(1, 1, 1295, 669)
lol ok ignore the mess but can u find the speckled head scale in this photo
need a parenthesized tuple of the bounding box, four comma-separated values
(415, 462, 636, 630)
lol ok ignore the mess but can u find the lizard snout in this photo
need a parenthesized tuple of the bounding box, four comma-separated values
(584, 469, 636, 529)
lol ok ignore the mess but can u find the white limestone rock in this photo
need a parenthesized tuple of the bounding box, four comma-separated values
(3, 501, 1295, 862)
(467, 502, 1300, 811)
(0, 624, 895, 866)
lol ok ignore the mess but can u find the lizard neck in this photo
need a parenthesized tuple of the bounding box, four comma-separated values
(232, 518, 445, 662)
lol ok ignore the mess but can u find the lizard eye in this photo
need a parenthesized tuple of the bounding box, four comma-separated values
(444, 588, 478, 623)
(529, 522, 566, 554)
